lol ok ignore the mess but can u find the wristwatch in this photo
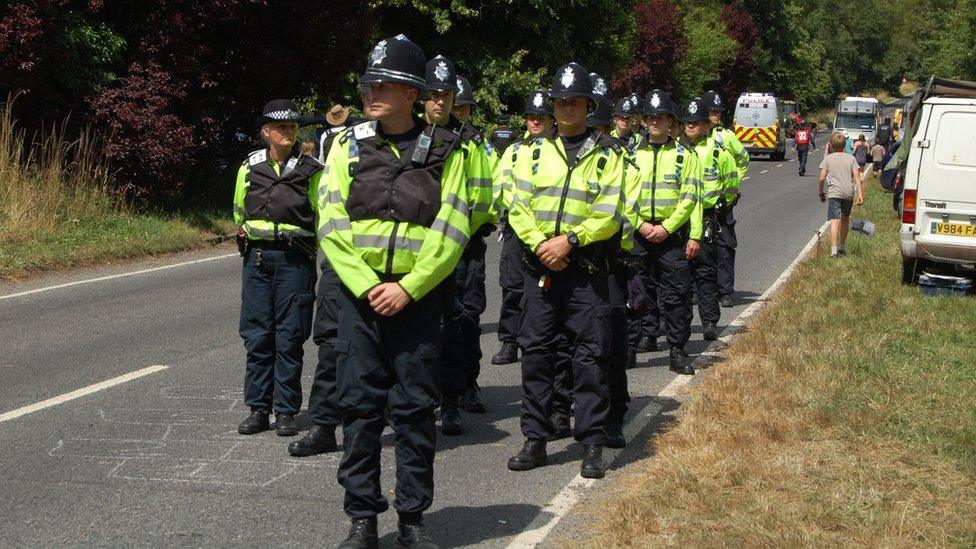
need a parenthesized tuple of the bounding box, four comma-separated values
(566, 231, 580, 248)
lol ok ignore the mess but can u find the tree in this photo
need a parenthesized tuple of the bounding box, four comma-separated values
(611, 0, 686, 98)
(716, 3, 759, 104)
(673, 5, 737, 103)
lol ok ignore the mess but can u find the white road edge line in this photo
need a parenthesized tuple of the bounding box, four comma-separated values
(505, 220, 829, 549)
(0, 253, 238, 300)
(0, 365, 169, 423)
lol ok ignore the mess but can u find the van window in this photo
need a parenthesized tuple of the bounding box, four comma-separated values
(935, 111, 976, 169)
(735, 103, 778, 127)
(835, 114, 876, 131)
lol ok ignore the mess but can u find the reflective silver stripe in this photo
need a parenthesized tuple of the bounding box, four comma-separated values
(244, 223, 315, 239)
(444, 192, 470, 217)
(649, 198, 677, 207)
(431, 218, 469, 248)
(599, 185, 621, 197)
(318, 221, 333, 240)
(702, 190, 723, 199)
(467, 178, 492, 189)
(534, 210, 586, 225)
(515, 178, 534, 193)
(643, 179, 678, 190)
(353, 234, 423, 253)
(679, 192, 699, 203)
(321, 164, 330, 174)
(364, 67, 426, 88)
(685, 178, 703, 188)
(331, 217, 352, 231)
(509, 195, 530, 208)
(534, 185, 589, 202)
(324, 189, 342, 204)
(471, 202, 492, 212)
(592, 203, 617, 214)
(502, 169, 513, 177)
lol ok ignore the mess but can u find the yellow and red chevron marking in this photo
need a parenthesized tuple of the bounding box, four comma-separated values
(734, 124, 778, 149)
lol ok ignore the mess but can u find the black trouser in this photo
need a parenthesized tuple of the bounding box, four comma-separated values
(335, 285, 442, 519)
(636, 228, 693, 349)
(497, 222, 524, 345)
(551, 334, 574, 417)
(239, 246, 316, 415)
(797, 147, 809, 175)
(628, 263, 661, 347)
(307, 257, 341, 428)
(519, 260, 611, 445)
(607, 262, 630, 425)
(440, 235, 488, 399)
(439, 274, 466, 402)
(690, 219, 721, 326)
(716, 207, 737, 297)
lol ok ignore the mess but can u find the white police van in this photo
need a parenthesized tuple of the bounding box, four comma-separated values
(899, 77, 976, 284)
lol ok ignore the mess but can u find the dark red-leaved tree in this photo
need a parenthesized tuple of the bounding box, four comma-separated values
(715, 2, 760, 106)
(611, 0, 686, 99)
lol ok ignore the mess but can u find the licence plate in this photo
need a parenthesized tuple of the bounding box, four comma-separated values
(932, 222, 976, 237)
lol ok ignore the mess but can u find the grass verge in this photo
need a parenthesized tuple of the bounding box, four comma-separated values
(582, 186, 976, 545)
(0, 99, 234, 281)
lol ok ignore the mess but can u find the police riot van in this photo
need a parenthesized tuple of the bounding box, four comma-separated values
(833, 96, 879, 147)
(899, 77, 976, 284)
(733, 92, 786, 160)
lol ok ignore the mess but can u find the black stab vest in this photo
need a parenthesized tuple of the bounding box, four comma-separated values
(243, 152, 321, 232)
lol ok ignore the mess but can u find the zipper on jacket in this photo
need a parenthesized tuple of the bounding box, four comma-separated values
(385, 221, 400, 279)
(650, 146, 659, 223)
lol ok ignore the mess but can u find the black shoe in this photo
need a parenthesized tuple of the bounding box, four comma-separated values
(626, 351, 638, 370)
(508, 438, 548, 471)
(669, 352, 695, 376)
(459, 385, 486, 414)
(719, 295, 734, 308)
(338, 517, 378, 549)
(440, 404, 463, 436)
(703, 322, 719, 341)
(288, 424, 338, 456)
(275, 413, 298, 436)
(548, 412, 571, 441)
(237, 410, 270, 435)
(691, 293, 699, 305)
(580, 445, 606, 479)
(606, 423, 626, 449)
(635, 334, 658, 353)
(396, 521, 438, 549)
(491, 342, 519, 365)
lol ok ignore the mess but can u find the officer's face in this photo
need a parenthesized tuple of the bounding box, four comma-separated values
(362, 82, 418, 120)
(684, 120, 709, 142)
(708, 110, 722, 126)
(646, 114, 672, 140)
(525, 114, 553, 137)
(613, 115, 630, 135)
(424, 90, 455, 124)
(261, 121, 299, 148)
(554, 97, 589, 131)
(452, 104, 472, 123)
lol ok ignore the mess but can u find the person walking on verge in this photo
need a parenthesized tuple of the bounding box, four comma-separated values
(319, 35, 468, 549)
(819, 132, 864, 257)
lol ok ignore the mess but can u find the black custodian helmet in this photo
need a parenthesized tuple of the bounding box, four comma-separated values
(454, 76, 477, 107)
(588, 95, 613, 128)
(681, 97, 710, 122)
(643, 89, 677, 117)
(614, 94, 639, 117)
(549, 62, 594, 102)
(425, 55, 457, 92)
(524, 90, 554, 116)
(360, 34, 426, 90)
(702, 90, 725, 112)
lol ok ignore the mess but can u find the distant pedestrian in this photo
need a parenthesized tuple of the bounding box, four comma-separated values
(794, 122, 812, 176)
(818, 132, 864, 257)
(853, 134, 870, 173)
(871, 138, 885, 174)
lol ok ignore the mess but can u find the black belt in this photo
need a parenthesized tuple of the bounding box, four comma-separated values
(250, 237, 315, 252)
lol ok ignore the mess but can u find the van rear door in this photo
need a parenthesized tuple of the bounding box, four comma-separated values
(914, 100, 976, 261)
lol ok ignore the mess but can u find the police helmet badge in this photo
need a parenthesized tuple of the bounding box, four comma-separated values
(560, 67, 575, 89)
(533, 93, 544, 108)
(434, 60, 449, 81)
(714, 94, 722, 106)
(689, 101, 698, 114)
(622, 100, 631, 113)
(651, 93, 661, 108)
(593, 78, 607, 97)
(370, 40, 387, 66)
(456, 78, 465, 95)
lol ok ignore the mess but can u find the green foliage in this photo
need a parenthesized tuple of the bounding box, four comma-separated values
(57, 12, 125, 95)
(928, 0, 976, 80)
(673, 5, 736, 103)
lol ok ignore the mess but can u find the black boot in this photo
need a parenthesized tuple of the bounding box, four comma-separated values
(491, 341, 519, 365)
(459, 384, 486, 414)
(237, 410, 270, 435)
(548, 411, 571, 441)
(703, 322, 719, 341)
(440, 403, 463, 436)
(580, 445, 606, 479)
(338, 516, 378, 549)
(508, 438, 548, 471)
(719, 294, 734, 308)
(287, 424, 338, 456)
(396, 517, 438, 549)
(635, 334, 658, 353)
(626, 350, 638, 370)
(606, 422, 626, 449)
(669, 350, 695, 376)
(275, 413, 298, 437)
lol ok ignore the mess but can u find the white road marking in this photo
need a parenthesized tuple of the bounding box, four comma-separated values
(742, 176, 750, 181)
(507, 220, 830, 549)
(760, 169, 769, 174)
(776, 163, 784, 168)
(0, 253, 238, 301)
(0, 365, 169, 423)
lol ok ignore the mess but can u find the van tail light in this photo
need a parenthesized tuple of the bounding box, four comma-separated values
(902, 189, 917, 224)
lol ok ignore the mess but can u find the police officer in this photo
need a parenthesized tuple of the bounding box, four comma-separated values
(319, 35, 468, 549)
(490, 114, 517, 153)
(234, 99, 322, 437)
(507, 62, 623, 479)
(611, 94, 644, 153)
(491, 90, 554, 367)
(627, 90, 703, 375)
(684, 96, 737, 341)
(702, 90, 747, 308)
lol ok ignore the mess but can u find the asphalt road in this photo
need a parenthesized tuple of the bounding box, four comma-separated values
(0, 147, 826, 547)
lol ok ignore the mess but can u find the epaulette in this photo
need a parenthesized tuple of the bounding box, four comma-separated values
(248, 149, 267, 166)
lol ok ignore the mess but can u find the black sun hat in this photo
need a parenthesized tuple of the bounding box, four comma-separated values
(359, 34, 426, 90)
(256, 99, 302, 127)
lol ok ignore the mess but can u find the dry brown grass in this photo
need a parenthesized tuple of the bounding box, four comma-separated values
(580, 189, 976, 546)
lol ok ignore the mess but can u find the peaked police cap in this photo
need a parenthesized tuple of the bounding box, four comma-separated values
(702, 90, 725, 112)
(549, 62, 593, 102)
(454, 76, 477, 106)
(643, 89, 676, 117)
(524, 89, 554, 116)
(256, 99, 302, 127)
(359, 34, 426, 90)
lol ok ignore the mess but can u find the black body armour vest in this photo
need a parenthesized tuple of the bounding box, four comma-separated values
(243, 151, 322, 232)
(345, 122, 460, 228)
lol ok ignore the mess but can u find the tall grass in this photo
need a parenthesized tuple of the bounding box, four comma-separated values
(0, 98, 121, 242)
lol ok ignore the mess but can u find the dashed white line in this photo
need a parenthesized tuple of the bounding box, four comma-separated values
(776, 163, 784, 168)
(760, 169, 769, 174)
(0, 253, 238, 300)
(0, 365, 170, 423)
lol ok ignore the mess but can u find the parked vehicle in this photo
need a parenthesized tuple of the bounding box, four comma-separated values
(733, 92, 787, 160)
(834, 96, 879, 149)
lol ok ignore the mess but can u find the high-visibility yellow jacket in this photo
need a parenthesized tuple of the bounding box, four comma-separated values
(695, 134, 739, 210)
(449, 119, 498, 233)
(623, 138, 703, 249)
(317, 121, 469, 300)
(714, 125, 749, 187)
(508, 130, 624, 253)
(233, 149, 322, 241)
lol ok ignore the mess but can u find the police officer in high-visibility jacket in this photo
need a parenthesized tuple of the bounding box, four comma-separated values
(491, 90, 554, 367)
(234, 100, 322, 438)
(684, 96, 737, 342)
(611, 94, 644, 153)
(703, 90, 747, 308)
(626, 90, 703, 375)
(507, 62, 623, 480)
(318, 35, 468, 549)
